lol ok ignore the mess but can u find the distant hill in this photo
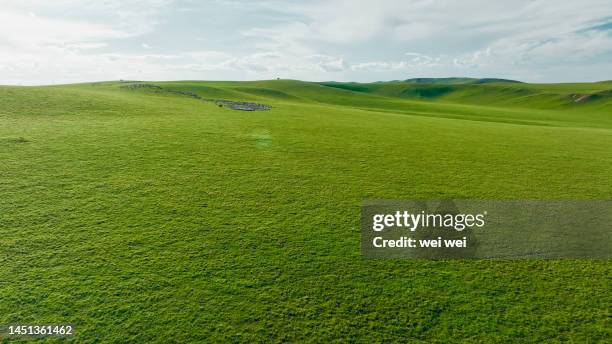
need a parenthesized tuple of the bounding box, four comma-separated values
(404, 77, 523, 84)
(317, 78, 611, 110)
(91, 78, 612, 114)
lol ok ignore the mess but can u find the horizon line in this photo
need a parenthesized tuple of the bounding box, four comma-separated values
(2, 77, 612, 87)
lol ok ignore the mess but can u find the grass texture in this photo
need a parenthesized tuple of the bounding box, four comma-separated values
(1, 79, 611, 342)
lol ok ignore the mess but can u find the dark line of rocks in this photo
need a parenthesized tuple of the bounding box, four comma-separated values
(120, 83, 271, 111)
(214, 100, 271, 111)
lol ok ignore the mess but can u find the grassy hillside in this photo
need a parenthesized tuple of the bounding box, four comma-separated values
(320, 79, 612, 111)
(1, 79, 611, 342)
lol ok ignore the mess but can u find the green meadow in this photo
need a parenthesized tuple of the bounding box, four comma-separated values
(1, 79, 611, 342)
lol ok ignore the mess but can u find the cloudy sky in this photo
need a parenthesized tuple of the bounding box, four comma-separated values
(1, 0, 612, 85)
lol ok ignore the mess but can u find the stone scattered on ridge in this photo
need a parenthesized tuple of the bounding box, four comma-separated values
(121, 83, 272, 111)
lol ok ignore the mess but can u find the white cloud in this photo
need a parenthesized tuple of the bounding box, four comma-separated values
(237, 0, 612, 81)
(351, 53, 442, 72)
(306, 55, 349, 72)
(0, 0, 611, 84)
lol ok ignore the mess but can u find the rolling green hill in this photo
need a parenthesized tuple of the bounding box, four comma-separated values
(319, 79, 612, 111)
(1, 79, 611, 342)
(404, 77, 522, 84)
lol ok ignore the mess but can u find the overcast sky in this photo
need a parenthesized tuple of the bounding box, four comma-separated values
(1, 0, 612, 85)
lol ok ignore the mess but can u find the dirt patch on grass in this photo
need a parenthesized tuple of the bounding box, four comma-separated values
(570, 90, 612, 103)
(571, 94, 592, 103)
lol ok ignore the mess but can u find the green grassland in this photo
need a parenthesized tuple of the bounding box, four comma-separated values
(1, 78, 611, 342)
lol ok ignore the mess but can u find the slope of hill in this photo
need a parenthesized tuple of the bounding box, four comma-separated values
(403, 77, 522, 84)
(108, 79, 612, 128)
(318, 79, 612, 112)
(1, 79, 610, 342)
